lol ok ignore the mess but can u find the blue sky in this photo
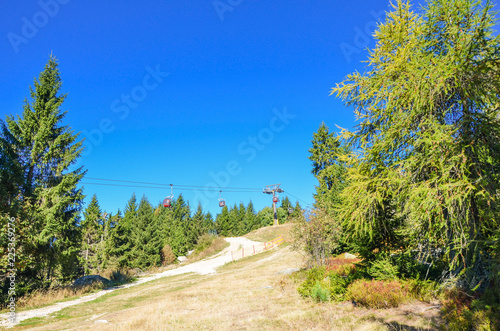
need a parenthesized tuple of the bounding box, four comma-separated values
(1, 0, 410, 216)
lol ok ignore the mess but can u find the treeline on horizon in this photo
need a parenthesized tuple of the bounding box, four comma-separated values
(0, 56, 304, 305)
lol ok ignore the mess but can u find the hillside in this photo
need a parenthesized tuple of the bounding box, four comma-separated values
(4, 225, 440, 330)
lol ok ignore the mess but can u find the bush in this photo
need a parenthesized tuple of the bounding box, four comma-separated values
(13, 282, 104, 310)
(297, 267, 326, 298)
(326, 272, 349, 302)
(346, 279, 408, 308)
(440, 288, 500, 331)
(188, 235, 228, 262)
(292, 209, 345, 267)
(101, 269, 135, 285)
(161, 244, 176, 265)
(194, 234, 214, 253)
(390, 252, 423, 279)
(311, 281, 330, 302)
(325, 256, 360, 276)
(297, 262, 363, 303)
(369, 257, 399, 281)
(402, 278, 439, 302)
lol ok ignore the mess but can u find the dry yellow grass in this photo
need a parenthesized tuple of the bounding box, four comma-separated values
(187, 236, 229, 263)
(10, 283, 104, 312)
(11, 225, 441, 330)
(244, 223, 295, 243)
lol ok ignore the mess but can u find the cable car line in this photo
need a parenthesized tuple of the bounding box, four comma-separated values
(80, 182, 262, 193)
(80, 176, 313, 208)
(285, 191, 312, 207)
(83, 176, 262, 191)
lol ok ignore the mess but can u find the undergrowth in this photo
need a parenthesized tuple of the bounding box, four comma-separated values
(440, 286, 500, 331)
(346, 279, 408, 308)
(295, 252, 500, 329)
(295, 254, 441, 309)
(188, 235, 228, 262)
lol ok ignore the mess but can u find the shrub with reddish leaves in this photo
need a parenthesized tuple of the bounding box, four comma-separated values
(346, 279, 408, 308)
(325, 256, 360, 276)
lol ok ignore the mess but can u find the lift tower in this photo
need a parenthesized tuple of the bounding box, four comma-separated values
(263, 184, 284, 226)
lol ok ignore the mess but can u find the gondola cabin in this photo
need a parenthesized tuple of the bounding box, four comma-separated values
(219, 200, 225, 207)
(163, 198, 172, 208)
(273, 196, 279, 203)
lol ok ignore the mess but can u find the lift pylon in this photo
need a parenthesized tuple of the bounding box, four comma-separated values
(263, 184, 284, 226)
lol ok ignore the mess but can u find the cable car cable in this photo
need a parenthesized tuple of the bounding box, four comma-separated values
(80, 182, 263, 193)
(284, 191, 313, 207)
(83, 176, 262, 191)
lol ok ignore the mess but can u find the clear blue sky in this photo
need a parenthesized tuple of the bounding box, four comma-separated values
(1, 0, 405, 217)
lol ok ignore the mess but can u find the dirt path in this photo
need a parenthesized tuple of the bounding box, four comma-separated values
(0, 237, 261, 327)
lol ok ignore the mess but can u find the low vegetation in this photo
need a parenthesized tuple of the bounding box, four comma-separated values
(187, 234, 229, 262)
(346, 280, 408, 309)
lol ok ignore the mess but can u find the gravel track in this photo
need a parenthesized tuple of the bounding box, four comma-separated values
(0, 237, 261, 327)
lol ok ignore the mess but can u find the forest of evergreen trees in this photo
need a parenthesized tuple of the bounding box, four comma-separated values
(79, 193, 302, 275)
(0, 57, 304, 305)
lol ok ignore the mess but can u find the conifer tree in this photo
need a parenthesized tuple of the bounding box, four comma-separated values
(129, 195, 161, 268)
(257, 207, 274, 228)
(243, 201, 257, 233)
(103, 211, 121, 268)
(228, 204, 240, 236)
(235, 202, 247, 235)
(168, 195, 191, 256)
(291, 201, 305, 221)
(113, 194, 137, 268)
(202, 211, 215, 234)
(216, 205, 230, 236)
(332, 0, 500, 288)
(308, 123, 348, 216)
(80, 194, 103, 274)
(0, 56, 85, 285)
(279, 196, 293, 223)
(190, 203, 205, 242)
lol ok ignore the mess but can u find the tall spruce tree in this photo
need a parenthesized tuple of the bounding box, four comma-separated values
(0, 56, 85, 286)
(189, 203, 205, 243)
(332, 0, 500, 288)
(113, 194, 137, 268)
(80, 194, 103, 275)
(243, 201, 257, 233)
(103, 211, 121, 268)
(168, 195, 191, 256)
(215, 205, 230, 236)
(129, 196, 161, 268)
(308, 123, 348, 216)
(202, 211, 215, 234)
(228, 204, 240, 236)
(235, 202, 247, 235)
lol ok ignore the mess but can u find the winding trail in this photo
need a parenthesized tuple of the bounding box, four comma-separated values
(0, 237, 261, 327)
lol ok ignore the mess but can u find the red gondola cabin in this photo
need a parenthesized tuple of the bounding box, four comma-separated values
(273, 196, 279, 203)
(219, 200, 225, 207)
(163, 198, 171, 208)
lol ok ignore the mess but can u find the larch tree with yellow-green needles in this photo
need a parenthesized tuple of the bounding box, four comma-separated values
(332, 0, 500, 289)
